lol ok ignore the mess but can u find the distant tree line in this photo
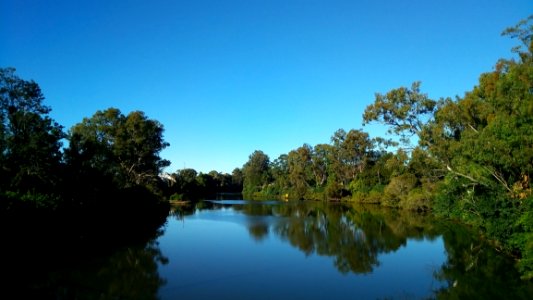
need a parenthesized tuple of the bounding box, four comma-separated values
(240, 17, 533, 279)
(161, 168, 243, 200)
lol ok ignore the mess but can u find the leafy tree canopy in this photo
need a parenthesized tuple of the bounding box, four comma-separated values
(67, 108, 170, 190)
(0, 67, 64, 195)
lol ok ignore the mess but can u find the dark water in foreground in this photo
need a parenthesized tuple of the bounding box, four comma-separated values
(5, 200, 533, 299)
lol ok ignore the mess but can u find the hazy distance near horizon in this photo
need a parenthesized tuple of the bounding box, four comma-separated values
(1, 0, 530, 173)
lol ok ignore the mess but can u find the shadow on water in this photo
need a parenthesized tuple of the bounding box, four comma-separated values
(0, 194, 170, 299)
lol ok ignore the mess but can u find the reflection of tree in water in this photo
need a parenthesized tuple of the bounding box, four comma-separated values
(227, 202, 274, 242)
(271, 202, 440, 274)
(5, 222, 170, 299)
(432, 224, 533, 299)
(190, 201, 441, 274)
(193, 200, 276, 241)
(268, 202, 533, 298)
(17, 239, 170, 300)
(54, 240, 169, 300)
(248, 222, 269, 241)
(178, 200, 533, 297)
(170, 203, 197, 220)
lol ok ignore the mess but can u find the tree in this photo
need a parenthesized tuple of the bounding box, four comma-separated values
(329, 129, 373, 184)
(342, 129, 373, 180)
(242, 150, 270, 197)
(422, 16, 533, 198)
(329, 129, 348, 187)
(363, 81, 437, 145)
(66, 108, 170, 191)
(422, 16, 533, 279)
(271, 154, 289, 193)
(288, 144, 313, 199)
(311, 144, 332, 188)
(231, 168, 244, 191)
(170, 168, 199, 198)
(0, 68, 64, 197)
(114, 111, 170, 186)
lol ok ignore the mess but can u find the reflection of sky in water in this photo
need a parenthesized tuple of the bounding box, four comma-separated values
(157, 204, 447, 299)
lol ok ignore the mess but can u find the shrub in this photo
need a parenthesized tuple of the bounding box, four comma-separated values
(400, 187, 431, 211)
(383, 173, 417, 207)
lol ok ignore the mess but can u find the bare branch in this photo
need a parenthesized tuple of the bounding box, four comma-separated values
(446, 165, 486, 186)
(484, 167, 513, 193)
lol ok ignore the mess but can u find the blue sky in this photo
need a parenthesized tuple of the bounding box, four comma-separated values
(1, 0, 530, 173)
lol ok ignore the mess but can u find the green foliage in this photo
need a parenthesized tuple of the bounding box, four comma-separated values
(363, 81, 437, 144)
(288, 145, 313, 199)
(165, 168, 243, 200)
(242, 150, 271, 197)
(365, 187, 386, 204)
(304, 187, 327, 201)
(311, 144, 331, 187)
(241, 128, 387, 202)
(0, 68, 176, 220)
(382, 173, 417, 207)
(1, 190, 62, 211)
(271, 154, 290, 193)
(350, 182, 385, 204)
(325, 174, 344, 199)
(424, 16, 533, 279)
(66, 108, 170, 190)
(0, 67, 64, 197)
(400, 187, 431, 211)
(169, 193, 184, 201)
(512, 196, 533, 280)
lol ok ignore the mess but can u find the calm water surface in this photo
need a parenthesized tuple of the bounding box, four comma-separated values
(7, 200, 533, 299)
(155, 200, 532, 299)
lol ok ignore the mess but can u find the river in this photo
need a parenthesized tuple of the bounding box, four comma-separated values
(6, 200, 533, 299)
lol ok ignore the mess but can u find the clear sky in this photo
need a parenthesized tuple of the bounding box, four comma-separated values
(1, 0, 531, 173)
